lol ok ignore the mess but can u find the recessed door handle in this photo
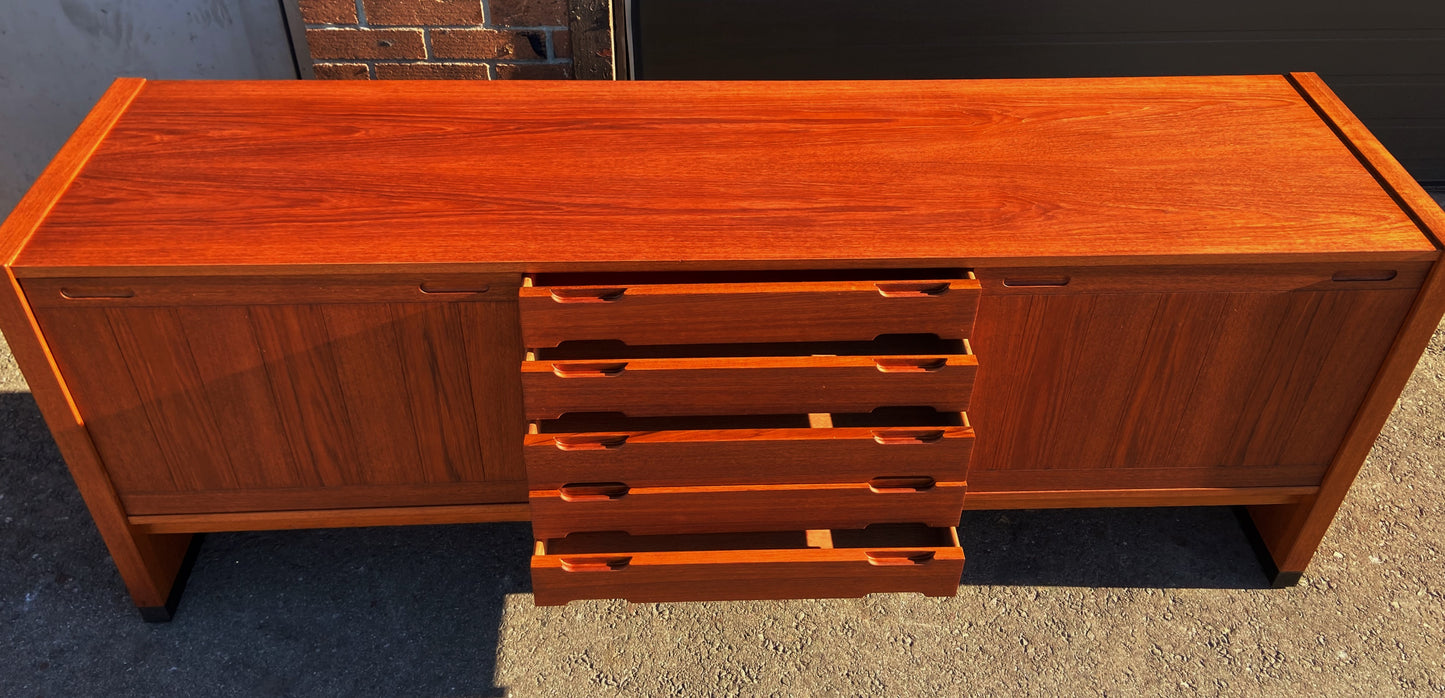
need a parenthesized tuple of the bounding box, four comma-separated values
(1002, 277, 1070, 287)
(59, 288, 135, 299)
(1331, 270, 1397, 282)
(419, 282, 489, 294)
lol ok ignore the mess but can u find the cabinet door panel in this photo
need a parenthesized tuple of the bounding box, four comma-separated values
(30, 286, 526, 514)
(969, 279, 1416, 492)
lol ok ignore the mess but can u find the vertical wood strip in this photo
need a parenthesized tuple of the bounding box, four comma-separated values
(249, 305, 360, 487)
(394, 303, 487, 483)
(104, 307, 238, 490)
(31, 306, 177, 493)
(178, 306, 305, 489)
(1277, 289, 1416, 466)
(458, 301, 527, 483)
(321, 303, 423, 485)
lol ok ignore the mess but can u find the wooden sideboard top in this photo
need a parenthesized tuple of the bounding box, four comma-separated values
(4, 74, 1441, 276)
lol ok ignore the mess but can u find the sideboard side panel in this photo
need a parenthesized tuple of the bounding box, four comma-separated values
(0, 77, 196, 616)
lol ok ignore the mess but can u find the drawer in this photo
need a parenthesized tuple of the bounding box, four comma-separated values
(531, 524, 964, 605)
(520, 276, 980, 347)
(529, 480, 967, 538)
(525, 411, 974, 489)
(521, 354, 976, 419)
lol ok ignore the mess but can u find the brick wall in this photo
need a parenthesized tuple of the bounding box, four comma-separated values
(298, 0, 573, 79)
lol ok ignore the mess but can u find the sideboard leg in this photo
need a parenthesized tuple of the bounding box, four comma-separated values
(1233, 506, 1304, 588)
(134, 534, 205, 622)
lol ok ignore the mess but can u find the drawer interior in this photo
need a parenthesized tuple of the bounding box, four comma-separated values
(538, 523, 958, 555)
(531, 334, 968, 360)
(527, 268, 969, 287)
(532, 406, 968, 433)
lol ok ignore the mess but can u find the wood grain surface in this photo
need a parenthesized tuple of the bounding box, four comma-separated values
(9, 76, 1436, 275)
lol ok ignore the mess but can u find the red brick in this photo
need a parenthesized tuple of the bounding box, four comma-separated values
(362, 0, 484, 26)
(489, 0, 566, 27)
(431, 28, 544, 60)
(375, 63, 491, 79)
(306, 28, 426, 60)
(495, 62, 572, 80)
(313, 63, 372, 80)
(298, 0, 358, 24)
(551, 29, 571, 59)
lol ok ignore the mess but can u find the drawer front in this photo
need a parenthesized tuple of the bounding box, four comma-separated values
(529, 481, 967, 538)
(531, 526, 964, 605)
(525, 425, 974, 489)
(520, 279, 980, 347)
(521, 355, 977, 419)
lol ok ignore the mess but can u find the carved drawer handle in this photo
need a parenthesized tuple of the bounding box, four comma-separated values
(59, 288, 135, 299)
(554, 434, 630, 451)
(1002, 277, 1070, 287)
(865, 550, 936, 566)
(874, 358, 947, 373)
(551, 362, 628, 377)
(868, 476, 937, 493)
(559, 556, 632, 572)
(559, 482, 630, 501)
(550, 287, 627, 303)
(871, 429, 945, 445)
(419, 282, 489, 294)
(875, 282, 950, 297)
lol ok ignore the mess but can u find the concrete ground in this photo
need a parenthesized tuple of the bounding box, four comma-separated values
(3, 241, 1444, 694)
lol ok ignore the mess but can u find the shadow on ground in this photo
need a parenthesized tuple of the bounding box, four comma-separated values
(3, 389, 1270, 695)
(958, 507, 1268, 589)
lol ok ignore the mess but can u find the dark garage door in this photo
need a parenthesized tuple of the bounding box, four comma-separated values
(629, 0, 1445, 183)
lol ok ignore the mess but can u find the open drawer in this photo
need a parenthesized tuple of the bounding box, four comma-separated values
(520, 271, 979, 347)
(525, 410, 974, 489)
(531, 524, 964, 605)
(529, 478, 966, 537)
(521, 337, 976, 419)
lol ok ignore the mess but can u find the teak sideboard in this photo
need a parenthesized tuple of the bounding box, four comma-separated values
(2, 75, 1443, 620)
